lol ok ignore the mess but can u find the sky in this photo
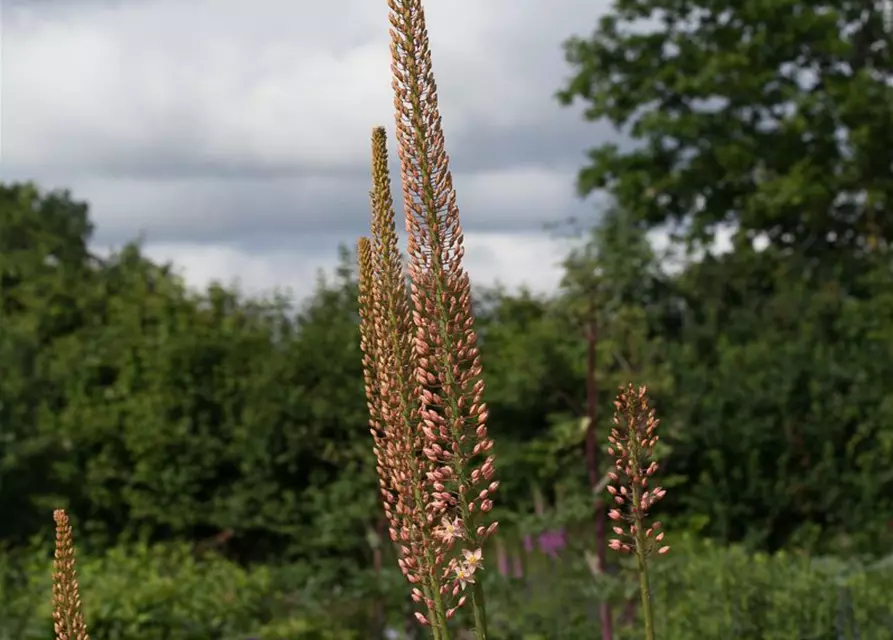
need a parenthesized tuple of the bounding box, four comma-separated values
(2, 0, 622, 302)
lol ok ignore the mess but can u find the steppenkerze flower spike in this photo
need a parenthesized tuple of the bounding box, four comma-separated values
(52, 509, 90, 640)
(606, 384, 669, 640)
(356, 1, 499, 638)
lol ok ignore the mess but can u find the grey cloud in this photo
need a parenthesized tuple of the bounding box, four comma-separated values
(18, 163, 594, 249)
(3, 0, 616, 290)
(4, 0, 615, 175)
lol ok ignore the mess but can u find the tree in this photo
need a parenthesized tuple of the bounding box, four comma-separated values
(0, 183, 102, 543)
(0, 183, 382, 566)
(555, 0, 893, 556)
(557, 0, 893, 257)
(659, 245, 893, 553)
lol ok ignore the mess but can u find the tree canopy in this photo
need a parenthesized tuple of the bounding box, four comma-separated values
(557, 0, 893, 257)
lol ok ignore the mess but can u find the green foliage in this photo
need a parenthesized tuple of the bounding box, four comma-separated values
(555, 0, 893, 555)
(10, 178, 888, 561)
(639, 536, 893, 640)
(0, 542, 382, 639)
(5, 537, 890, 639)
(557, 0, 892, 254)
(0, 183, 377, 564)
(449, 537, 893, 639)
(662, 247, 893, 552)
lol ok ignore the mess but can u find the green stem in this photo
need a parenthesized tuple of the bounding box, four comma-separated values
(634, 531, 655, 640)
(425, 595, 443, 640)
(470, 580, 489, 639)
(429, 614, 444, 640)
(420, 532, 450, 639)
(432, 585, 451, 640)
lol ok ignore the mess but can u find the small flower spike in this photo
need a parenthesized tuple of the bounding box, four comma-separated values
(606, 385, 668, 640)
(607, 385, 669, 557)
(52, 510, 89, 640)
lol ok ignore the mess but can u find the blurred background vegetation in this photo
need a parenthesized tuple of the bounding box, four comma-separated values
(2, 0, 892, 637)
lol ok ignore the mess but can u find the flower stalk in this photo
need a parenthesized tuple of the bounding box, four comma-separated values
(357, 0, 499, 637)
(52, 509, 89, 640)
(606, 385, 669, 640)
(357, 132, 449, 637)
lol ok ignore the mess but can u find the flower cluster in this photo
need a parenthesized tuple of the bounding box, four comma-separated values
(434, 516, 488, 593)
(606, 384, 670, 557)
(52, 509, 89, 640)
(357, 1, 500, 629)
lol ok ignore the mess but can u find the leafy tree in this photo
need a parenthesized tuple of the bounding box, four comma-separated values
(0, 183, 100, 544)
(558, 0, 893, 256)
(660, 246, 893, 553)
(556, 0, 893, 555)
(0, 183, 380, 566)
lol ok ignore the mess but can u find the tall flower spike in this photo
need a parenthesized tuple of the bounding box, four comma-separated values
(52, 509, 89, 640)
(358, 128, 450, 636)
(387, 0, 497, 634)
(606, 385, 669, 640)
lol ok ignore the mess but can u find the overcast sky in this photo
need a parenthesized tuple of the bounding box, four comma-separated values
(2, 0, 620, 301)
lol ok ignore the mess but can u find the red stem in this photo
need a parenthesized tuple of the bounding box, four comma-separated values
(585, 310, 613, 640)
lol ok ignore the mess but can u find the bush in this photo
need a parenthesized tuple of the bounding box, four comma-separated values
(7, 536, 891, 639)
(0, 541, 367, 640)
(480, 535, 893, 639)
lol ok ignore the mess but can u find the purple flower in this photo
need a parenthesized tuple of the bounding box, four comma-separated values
(497, 544, 509, 576)
(537, 527, 567, 557)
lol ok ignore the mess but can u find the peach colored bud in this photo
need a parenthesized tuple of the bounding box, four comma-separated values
(414, 612, 429, 625)
(608, 509, 622, 520)
(658, 546, 670, 554)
